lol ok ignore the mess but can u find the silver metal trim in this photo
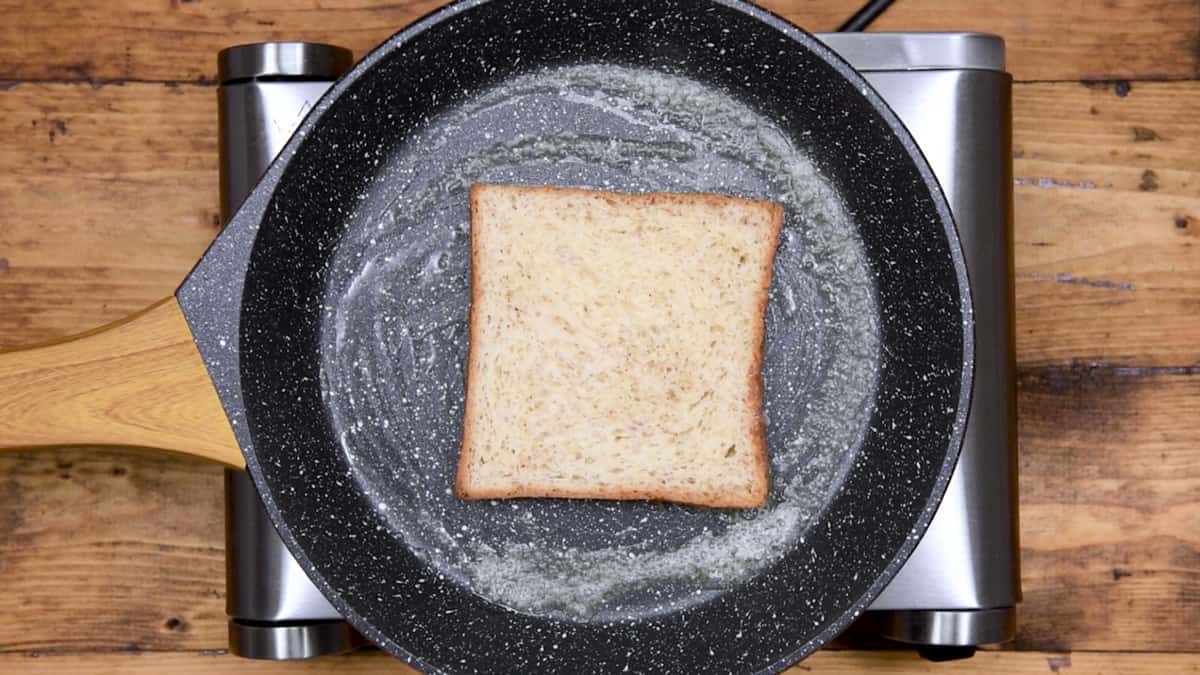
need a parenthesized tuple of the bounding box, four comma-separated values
(880, 608, 1017, 646)
(225, 470, 343, 624)
(218, 42, 353, 82)
(219, 41, 355, 660)
(228, 620, 358, 660)
(218, 80, 340, 220)
(862, 67, 1020, 615)
(814, 32, 1006, 72)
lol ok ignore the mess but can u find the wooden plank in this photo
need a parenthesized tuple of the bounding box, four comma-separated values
(0, 0, 856, 84)
(0, 82, 219, 346)
(1, 370, 1196, 653)
(4, 81, 1198, 366)
(1, 648, 1198, 674)
(1012, 81, 1200, 367)
(0, 0, 1196, 84)
(0, 450, 226, 653)
(863, 0, 1200, 81)
(1015, 370, 1200, 651)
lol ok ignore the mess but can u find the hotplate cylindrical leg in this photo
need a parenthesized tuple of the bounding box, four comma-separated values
(218, 41, 356, 659)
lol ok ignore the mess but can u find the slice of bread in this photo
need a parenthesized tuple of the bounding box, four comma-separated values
(456, 184, 782, 509)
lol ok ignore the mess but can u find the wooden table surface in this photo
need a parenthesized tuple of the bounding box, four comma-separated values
(2, 1, 1198, 673)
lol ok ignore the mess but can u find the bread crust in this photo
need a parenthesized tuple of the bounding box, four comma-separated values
(454, 183, 486, 500)
(743, 200, 784, 508)
(456, 183, 781, 509)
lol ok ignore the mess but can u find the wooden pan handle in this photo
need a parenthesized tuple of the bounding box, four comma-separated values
(0, 297, 244, 467)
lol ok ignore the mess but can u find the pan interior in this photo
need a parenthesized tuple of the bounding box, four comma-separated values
(319, 63, 880, 622)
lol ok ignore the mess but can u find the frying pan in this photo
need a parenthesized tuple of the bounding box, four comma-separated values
(0, 0, 973, 672)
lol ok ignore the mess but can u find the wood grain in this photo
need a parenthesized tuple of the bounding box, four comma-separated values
(4, 81, 1197, 366)
(0, 82, 219, 346)
(864, 0, 1200, 81)
(1016, 370, 1200, 651)
(1, 649, 1198, 674)
(1012, 81, 1200, 368)
(1, 371, 1195, 654)
(0, 0, 1196, 84)
(0, 299, 243, 466)
(0, 449, 226, 653)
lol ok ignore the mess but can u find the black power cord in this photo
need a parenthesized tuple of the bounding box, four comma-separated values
(837, 0, 897, 31)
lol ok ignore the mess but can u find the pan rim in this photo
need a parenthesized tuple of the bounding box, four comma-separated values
(205, 0, 976, 672)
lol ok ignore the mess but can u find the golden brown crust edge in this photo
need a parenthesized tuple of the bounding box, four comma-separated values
(460, 483, 762, 509)
(455, 183, 783, 509)
(462, 183, 782, 219)
(743, 200, 784, 509)
(454, 183, 487, 499)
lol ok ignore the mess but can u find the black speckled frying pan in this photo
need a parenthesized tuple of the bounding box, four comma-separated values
(0, 0, 972, 672)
